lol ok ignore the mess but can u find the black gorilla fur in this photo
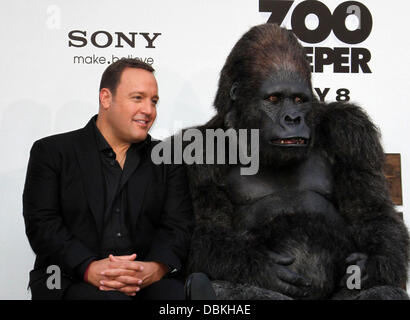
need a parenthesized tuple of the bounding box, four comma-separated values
(182, 24, 409, 299)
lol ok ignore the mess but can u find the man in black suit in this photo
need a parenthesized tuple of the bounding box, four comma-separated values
(23, 58, 196, 300)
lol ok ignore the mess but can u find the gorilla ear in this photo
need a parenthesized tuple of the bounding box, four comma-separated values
(230, 82, 239, 101)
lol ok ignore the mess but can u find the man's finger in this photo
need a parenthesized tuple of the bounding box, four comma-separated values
(100, 285, 140, 294)
(109, 253, 137, 261)
(118, 286, 141, 294)
(114, 276, 143, 286)
(101, 268, 139, 277)
(108, 261, 144, 271)
(99, 286, 115, 291)
(126, 292, 137, 297)
(100, 279, 127, 289)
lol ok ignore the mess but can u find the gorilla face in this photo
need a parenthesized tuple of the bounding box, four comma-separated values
(259, 78, 312, 144)
(255, 72, 313, 165)
(226, 70, 314, 166)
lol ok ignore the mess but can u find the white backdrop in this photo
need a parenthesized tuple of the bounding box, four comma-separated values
(0, 0, 409, 299)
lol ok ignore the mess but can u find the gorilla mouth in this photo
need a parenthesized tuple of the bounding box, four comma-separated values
(270, 137, 309, 146)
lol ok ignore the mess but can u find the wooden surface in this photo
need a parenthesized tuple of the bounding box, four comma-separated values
(384, 153, 403, 206)
(384, 154, 405, 289)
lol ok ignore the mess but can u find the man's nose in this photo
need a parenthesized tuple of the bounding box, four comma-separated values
(140, 99, 154, 115)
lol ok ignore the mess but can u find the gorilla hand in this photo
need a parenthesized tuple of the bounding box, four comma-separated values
(266, 251, 311, 298)
(339, 252, 369, 288)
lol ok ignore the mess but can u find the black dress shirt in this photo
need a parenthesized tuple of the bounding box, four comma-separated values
(94, 121, 148, 257)
(76, 120, 150, 278)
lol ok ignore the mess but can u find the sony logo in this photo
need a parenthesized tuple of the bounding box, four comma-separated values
(68, 30, 161, 48)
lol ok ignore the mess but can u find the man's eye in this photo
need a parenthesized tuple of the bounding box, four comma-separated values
(268, 95, 279, 103)
(294, 96, 303, 104)
(152, 100, 158, 105)
(133, 96, 142, 100)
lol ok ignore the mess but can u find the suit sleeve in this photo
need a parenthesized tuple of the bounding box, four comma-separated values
(23, 139, 98, 279)
(144, 163, 194, 272)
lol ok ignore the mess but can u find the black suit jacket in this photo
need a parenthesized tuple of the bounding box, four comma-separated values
(23, 117, 194, 299)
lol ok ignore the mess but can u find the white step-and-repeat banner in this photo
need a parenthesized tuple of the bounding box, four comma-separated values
(1, 0, 409, 299)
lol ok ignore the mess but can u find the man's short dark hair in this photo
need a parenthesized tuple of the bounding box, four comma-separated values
(99, 58, 155, 96)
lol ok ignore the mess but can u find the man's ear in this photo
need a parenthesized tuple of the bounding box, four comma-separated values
(230, 82, 239, 101)
(99, 88, 112, 110)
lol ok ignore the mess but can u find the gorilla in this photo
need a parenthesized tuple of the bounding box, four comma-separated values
(182, 24, 410, 299)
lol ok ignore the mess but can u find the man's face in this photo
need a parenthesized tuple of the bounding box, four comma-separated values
(104, 67, 158, 144)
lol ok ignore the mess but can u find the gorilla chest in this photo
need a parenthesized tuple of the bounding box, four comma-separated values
(227, 151, 333, 202)
(224, 151, 339, 228)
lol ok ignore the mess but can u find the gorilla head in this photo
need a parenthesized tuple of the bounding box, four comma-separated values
(215, 23, 314, 165)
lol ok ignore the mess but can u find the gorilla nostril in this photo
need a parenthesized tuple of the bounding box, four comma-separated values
(284, 115, 301, 125)
(294, 116, 301, 125)
(284, 115, 292, 123)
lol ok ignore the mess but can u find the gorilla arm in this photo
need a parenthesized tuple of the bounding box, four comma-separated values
(314, 102, 409, 288)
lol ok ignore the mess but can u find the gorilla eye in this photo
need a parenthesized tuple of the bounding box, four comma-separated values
(268, 95, 279, 104)
(294, 97, 303, 104)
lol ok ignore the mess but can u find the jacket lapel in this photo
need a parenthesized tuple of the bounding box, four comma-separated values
(73, 116, 105, 236)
